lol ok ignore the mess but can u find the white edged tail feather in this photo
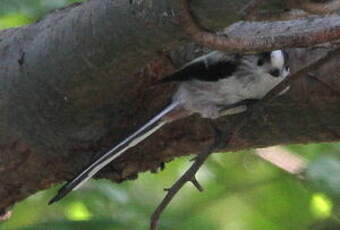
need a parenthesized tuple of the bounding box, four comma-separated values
(49, 102, 180, 204)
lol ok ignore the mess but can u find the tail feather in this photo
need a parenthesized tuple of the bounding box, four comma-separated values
(49, 102, 180, 205)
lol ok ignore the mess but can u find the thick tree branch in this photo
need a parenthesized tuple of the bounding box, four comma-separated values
(180, 0, 340, 52)
(0, 0, 256, 212)
(0, 0, 339, 215)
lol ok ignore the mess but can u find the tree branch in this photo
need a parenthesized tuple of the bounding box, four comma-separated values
(180, 0, 340, 52)
(150, 122, 224, 230)
(0, 0, 340, 215)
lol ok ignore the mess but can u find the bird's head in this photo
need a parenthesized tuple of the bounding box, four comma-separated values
(256, 50, 290, 78)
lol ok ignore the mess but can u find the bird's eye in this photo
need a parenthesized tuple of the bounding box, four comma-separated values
(269, 69, 280, 77)
(257, 59, 264, 66)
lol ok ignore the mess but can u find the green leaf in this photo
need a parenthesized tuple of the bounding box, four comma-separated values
(0, 13, 33, 29)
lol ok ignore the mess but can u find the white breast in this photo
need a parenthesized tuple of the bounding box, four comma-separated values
(271, 50, 284, 70)
(174, 71, 286, 119)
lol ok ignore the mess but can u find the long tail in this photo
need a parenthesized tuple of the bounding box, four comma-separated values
(49, 102, 180, 205)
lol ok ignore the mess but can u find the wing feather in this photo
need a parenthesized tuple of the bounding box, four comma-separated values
(160, 52, 241, 83)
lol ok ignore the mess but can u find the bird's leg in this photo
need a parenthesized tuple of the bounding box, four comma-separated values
(219, 105, 248, 116)
(278, 86, 290, 95)
(218, 99, 259, 117)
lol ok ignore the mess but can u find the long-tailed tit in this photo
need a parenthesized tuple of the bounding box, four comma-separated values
(49, 50, 290, 204)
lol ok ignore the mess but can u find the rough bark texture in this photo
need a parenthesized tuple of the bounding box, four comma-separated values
(0, 0, 339, 213)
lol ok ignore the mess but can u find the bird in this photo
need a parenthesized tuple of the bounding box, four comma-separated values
(49, 49, 290, 204)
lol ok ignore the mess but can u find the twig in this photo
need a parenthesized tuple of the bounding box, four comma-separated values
(190, 177, 204, 192)
(179, 0, 340, 52)
(149, 119, 231, 230)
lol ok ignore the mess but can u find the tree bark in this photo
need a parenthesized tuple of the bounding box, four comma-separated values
(0, 0, 339, 212)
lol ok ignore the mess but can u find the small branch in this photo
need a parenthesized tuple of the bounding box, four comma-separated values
(149, 119, 231, 230)
(190, 177, 204, 192)
(179, 0, 340, 52)
(149, 137, 219, 230)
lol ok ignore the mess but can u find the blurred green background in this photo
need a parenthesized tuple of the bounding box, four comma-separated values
(1, 1, 340, 229)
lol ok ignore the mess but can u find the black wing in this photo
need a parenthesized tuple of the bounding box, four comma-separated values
(160, 53, 241, 83)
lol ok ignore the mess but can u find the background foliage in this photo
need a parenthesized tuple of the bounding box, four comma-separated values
(1, 1, 340, 229)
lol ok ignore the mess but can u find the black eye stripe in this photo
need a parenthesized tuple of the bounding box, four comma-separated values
(257, 59, 264, 66)
(257, 52, 271, 66)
